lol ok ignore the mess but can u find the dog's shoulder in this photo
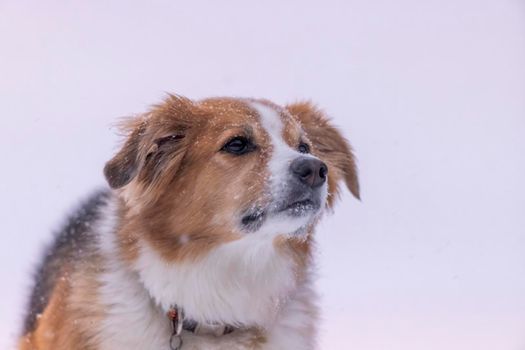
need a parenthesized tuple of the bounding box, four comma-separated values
(22, 189, 111, 336)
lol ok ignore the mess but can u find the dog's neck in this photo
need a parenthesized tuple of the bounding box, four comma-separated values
(132, 232, 299, 328)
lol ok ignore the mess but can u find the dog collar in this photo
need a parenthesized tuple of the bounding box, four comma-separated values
(167, 305, 234, 350)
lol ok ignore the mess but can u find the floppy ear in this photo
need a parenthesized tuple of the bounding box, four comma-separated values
(104, 95, 195, 191)
(286, 101, 360, 205)
(104, 118, 146, 189)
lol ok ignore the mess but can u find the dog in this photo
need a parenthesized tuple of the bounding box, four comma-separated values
(19, 95, 359, 350)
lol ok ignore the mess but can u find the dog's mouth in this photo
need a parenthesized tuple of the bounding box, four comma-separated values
(241, 208, 266, 231)
(241, 196, 321, 232)
(279, 199, 318, 215)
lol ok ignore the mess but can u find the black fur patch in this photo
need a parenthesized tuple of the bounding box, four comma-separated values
(22, 189, 111, 335)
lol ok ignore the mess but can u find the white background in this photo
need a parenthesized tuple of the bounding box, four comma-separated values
(1, 1, 524, 349)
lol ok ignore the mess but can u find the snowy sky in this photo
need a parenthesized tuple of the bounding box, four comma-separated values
(1, 0, 524, 349)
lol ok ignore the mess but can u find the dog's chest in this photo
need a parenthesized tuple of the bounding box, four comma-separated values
(133, 235, 298, 328)
(96, 238, 297, 349)
(95, 257, 273, 350)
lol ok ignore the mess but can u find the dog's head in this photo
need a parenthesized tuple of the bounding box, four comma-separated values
(104, 95, 359, 262)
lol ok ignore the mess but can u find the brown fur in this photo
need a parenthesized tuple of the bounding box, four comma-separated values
(108, 96, 271, 262)
(20, 258, 106, 350)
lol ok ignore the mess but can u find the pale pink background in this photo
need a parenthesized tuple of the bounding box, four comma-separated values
(1, 0, 524, 349)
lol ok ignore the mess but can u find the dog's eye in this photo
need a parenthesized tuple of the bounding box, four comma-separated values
(222, 136, 255, 155)
(298, 142, 311, 154)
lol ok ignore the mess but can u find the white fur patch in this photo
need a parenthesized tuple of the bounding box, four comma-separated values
(250, 101, 298, 196)
(134, 231, 296, 328)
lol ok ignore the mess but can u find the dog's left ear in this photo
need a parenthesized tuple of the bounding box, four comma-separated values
(286, 102, 360, 206)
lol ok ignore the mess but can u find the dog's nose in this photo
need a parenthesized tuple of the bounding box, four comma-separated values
(290, 157, 328, 188)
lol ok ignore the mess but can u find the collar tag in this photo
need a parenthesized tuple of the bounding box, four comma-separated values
(168, 305, 184, 350)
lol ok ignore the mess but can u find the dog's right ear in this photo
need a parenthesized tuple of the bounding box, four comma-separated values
(104, 118, 147, 189)
(104, 94, 199, 191)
